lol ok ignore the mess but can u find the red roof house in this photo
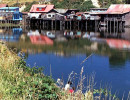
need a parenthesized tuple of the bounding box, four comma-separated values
(0, 4, 8, 8)
(30, 4, 54, 13)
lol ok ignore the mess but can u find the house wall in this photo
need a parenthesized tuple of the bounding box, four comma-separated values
(124, 12, 130, 26)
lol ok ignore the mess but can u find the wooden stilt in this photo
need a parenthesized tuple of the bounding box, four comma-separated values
(86, 21, 87, 31)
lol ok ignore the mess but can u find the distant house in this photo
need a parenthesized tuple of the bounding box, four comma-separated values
(0, 4, 8, 8)
(0, 7, 22, 21)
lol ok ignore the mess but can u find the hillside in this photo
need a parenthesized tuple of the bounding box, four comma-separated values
(0, 0, 39, 6)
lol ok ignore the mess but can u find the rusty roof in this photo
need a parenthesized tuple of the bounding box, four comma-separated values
(30, 4, 54, 13)
(0, 4, 8, 8)
(107, 4, 130, 14)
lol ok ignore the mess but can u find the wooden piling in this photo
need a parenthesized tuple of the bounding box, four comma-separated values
(86, 21, 87, 31)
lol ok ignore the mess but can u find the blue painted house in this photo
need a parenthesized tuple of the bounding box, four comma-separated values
(0, 7, 22, 21)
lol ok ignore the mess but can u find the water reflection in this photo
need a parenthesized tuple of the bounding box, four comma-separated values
(2, 27, 129, 49)
(106, 39, 130, 50)
(27, 30, 53, 45)
(4, 27, 129, 69)
(0, 28, 22, 42)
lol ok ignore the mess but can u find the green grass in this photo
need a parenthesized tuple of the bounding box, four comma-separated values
(0, 42, 59, 100)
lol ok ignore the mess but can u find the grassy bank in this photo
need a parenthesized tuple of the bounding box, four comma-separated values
(0, 42, 59, 99)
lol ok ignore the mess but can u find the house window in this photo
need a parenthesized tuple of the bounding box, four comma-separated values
(36, 7, 45, 11)
(39, 8, 42, 11)
(48, 15, 51, 18)
(14, 14, 19, 19)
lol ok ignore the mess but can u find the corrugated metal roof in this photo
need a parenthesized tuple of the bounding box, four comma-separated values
(30, 4, 54, 13)
(0, 4, 7, 8)
(107, 4, 130, 14)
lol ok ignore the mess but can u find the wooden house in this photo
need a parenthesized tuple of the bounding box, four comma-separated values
(103, 4, 130, 26)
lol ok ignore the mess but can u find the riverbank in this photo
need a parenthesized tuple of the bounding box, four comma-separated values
(0, 42, 59, 99)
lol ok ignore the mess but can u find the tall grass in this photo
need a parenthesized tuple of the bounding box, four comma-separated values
(57, 66, 121, 100)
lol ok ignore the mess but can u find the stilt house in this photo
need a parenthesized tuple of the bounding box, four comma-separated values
(104, 4, 130, 26)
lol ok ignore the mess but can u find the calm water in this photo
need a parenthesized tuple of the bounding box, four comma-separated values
(1, 27, 130, 99)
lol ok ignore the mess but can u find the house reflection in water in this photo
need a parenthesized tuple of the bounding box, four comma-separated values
(28, 30, 53, 45)
(106, 39, 130, 50)
(0, 28, 22, 42)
